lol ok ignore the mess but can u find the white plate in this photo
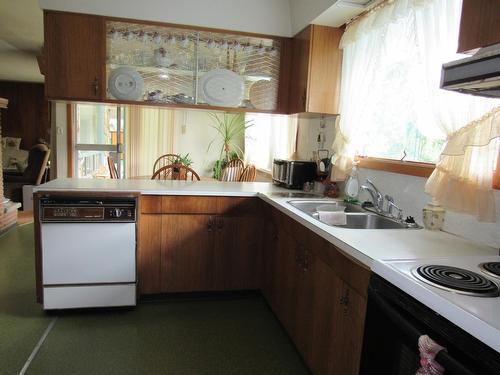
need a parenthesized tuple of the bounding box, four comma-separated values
(199, 69, 244, 107)
(108, 67, 144, 101)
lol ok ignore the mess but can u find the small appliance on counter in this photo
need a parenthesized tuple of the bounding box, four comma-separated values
(272, 159, 317, 189)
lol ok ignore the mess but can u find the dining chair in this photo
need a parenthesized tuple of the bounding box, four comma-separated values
(107, 156, 119, 179)
(153, 154, 180, 175)
(220, 158, 244, 182)
(151, 164, 201, 181)
(239, 164, 257, 182)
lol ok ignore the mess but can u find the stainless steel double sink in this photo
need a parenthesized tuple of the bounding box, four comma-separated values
(288, 200, 420, 229)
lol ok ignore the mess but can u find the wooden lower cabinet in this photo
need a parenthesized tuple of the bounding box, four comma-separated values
(263, 206, 368, 375)
(214, 215, 261, 290)
(138, 196, 368, 374)
(138, 213, 162, 294)
(161, 214, 216, 292)
(138, 196, 261, 294)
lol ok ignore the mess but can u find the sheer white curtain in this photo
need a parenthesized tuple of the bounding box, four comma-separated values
(334, 0, 500, 220)
(125, 106, 175, 177)
(244, 113, 298, 171)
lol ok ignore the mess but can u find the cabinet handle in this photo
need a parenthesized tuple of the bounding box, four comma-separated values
(216, 216, 223, 232)
(301, 89, 306, 108)
(92, 77, 99, 96)
(340, 288, 350, 306)
(207, 216, 214, 232)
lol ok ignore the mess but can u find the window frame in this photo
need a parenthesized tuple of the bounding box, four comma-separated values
(358, 149, 500, 190)
(494, 150, 500, 190)
(357, 156, 435, 178)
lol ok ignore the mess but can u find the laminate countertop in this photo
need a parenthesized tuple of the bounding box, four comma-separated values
(35, 178, 498, 268)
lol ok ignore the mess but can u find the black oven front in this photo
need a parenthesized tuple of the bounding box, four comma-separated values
(360, 274, 500, 375)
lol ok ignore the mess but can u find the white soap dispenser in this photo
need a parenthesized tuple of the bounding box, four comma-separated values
(344, 160, 360, 202)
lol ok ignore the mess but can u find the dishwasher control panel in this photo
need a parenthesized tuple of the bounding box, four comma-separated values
(40, 197, 136, 222)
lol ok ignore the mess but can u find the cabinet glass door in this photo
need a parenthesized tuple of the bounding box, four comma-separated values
(105, 21, 281, 111)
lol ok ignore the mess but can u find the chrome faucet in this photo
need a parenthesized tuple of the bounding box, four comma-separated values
(360, 179, 404, 220)
(360, 179, 384, 212)
(385, 195, 403, 220)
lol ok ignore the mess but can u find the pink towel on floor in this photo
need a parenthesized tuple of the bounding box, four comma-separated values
(415, 335, 446, 375)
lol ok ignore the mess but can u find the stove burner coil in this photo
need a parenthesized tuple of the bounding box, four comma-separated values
(413, 265, 500, 297)
(479, 262, 500, 278)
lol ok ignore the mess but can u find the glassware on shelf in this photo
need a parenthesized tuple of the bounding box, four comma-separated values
(105, 20, 281, 109)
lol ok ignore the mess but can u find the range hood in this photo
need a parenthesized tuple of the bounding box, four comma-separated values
(441, 43, 500, 98)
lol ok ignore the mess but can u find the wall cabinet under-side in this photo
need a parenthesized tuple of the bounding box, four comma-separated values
(44, 11, 106, 101)
(288, 24, 343, 115)
(457, 0, 500, 54)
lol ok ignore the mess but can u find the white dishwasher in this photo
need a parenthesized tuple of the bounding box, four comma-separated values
(39, 197, 137, 310)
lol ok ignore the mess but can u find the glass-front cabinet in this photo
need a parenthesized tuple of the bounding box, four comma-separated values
(105, 20, 282, 111)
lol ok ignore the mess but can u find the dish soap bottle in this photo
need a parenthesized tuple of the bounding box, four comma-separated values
(422, 199, 446, 230)
(344, 160, 360, 203)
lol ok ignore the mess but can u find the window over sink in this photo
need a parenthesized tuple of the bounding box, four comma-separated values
(334, 0, 499, 170)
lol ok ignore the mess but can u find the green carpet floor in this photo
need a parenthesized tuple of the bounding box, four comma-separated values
(0, 224, 51, 374)
(0, 224, 309, 375)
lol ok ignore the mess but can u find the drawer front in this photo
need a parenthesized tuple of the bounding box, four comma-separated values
(140, 195, 162, 214)
(162, 196, 218, 213)
(217, 197, 260, 216)
(43, 284, 136, 310)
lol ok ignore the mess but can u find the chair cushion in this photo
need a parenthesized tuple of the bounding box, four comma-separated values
(2, 147, 29, 171)
(3, 137, 22, 149)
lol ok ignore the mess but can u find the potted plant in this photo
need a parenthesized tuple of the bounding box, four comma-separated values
(171, 153, 193, 179)
(173, 153, 193, 168)
(207, 112, 253, 180)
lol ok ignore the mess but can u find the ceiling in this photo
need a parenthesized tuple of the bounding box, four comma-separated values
(0, 0, 44, 82)
(0, 0, 370, 83)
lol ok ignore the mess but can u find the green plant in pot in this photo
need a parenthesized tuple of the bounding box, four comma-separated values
(173, 153, 193, 168)
(207, 112, 253, 180)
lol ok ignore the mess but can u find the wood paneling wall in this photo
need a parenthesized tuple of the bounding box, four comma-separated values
(0, 81, 50, 150)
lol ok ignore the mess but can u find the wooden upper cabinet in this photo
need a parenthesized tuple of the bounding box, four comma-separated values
(457, 0, 500, 54)
(288, 25, 343, 115)
(44, 11, 105, 100)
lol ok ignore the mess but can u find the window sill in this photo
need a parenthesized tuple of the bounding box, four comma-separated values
(357, 157, 435, 178)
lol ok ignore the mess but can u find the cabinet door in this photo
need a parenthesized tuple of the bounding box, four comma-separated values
(289, 26, 311, 114)
(307, 25, 343, 114)
(138, 214, 162, 294)
(214, 215, 261, 290)
(160, 214, 216, 292)
(44, 11, 105, 100)
(328, 281, 367, 375)
(457, 0, 500, 53)
(270, 230, 300, 335)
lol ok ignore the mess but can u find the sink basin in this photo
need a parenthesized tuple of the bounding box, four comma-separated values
(288, 200, 419, 229)
(288, 200, 363, 214)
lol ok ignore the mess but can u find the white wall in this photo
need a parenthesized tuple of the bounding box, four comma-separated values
(295, 115, 337, 161)
(295, 117, 500, 249)
(52, 102, 67, 179)
(173, 110, 244, 178)
(39, 0, 293, 37)
(356, 168, 500, 249)
(289, 0, 338, 34)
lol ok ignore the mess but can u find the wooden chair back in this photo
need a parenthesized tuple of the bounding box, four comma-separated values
(153, 154, 180, 175)
(220, 158, 244, 182)
(239, 164, 257, 182)
(151, 164, 200, 181)
(107, 156, 119, 179)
